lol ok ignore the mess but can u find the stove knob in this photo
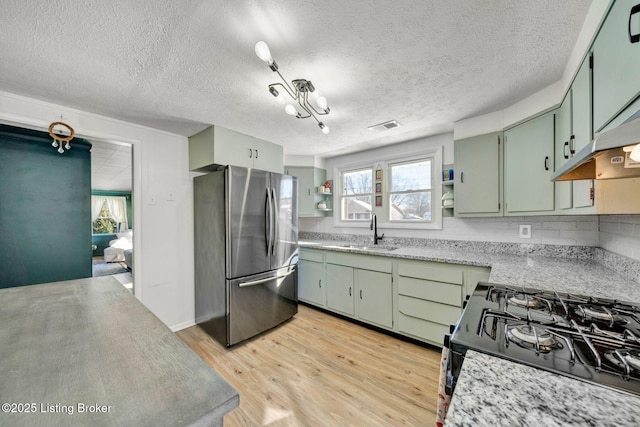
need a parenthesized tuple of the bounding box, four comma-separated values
(462, 295, 471, 309)
(449, 324, 456, 333)
(443, 334, 450, 347)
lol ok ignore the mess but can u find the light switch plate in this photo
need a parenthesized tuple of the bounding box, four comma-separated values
(519, 224, 532, 239)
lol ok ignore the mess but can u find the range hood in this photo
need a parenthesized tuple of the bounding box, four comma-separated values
(552, 111, 640, 181)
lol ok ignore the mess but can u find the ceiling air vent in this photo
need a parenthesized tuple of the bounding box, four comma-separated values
(367, 120, 401, 132)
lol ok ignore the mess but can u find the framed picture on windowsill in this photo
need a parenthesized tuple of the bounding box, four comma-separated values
(375, 195, 382, 207)
(375, 169, 382, 181)
(375, 182, 382, 193)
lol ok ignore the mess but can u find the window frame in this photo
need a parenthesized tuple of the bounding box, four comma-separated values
(387, 157, 433, 223)
(338, 166, 374, 222)
(334, 147, 442, 230)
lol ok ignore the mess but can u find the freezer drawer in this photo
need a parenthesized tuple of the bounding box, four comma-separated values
(228, 266, 298, 346)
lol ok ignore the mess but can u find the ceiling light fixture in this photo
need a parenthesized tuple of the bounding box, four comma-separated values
(48, 120, 75, 154)
(255, 41, 330, 134)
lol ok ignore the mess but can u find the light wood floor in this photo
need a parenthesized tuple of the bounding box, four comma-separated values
(177, 304, 441, 426)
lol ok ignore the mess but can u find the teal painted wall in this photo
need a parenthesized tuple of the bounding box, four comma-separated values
(91, 190, 132, 256)
(0, 124, 92, 288)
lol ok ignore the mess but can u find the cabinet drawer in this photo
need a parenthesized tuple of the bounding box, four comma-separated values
(300, 250, 324, 263)
(326, 253, 392, 273)
(398, 313, 449, 345)
(398, 263, 463, 285)
(398, 295, 462, 326)
(398, 276, 462, 307)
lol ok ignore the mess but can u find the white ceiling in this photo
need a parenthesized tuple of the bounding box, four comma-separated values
(0, 1, 593, 159)
(91, 140, 132, 191)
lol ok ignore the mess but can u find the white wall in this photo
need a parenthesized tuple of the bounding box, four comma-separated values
(0, 91, 195, 331)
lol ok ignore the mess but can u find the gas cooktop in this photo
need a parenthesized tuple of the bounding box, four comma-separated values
(447, 282, 640, 396)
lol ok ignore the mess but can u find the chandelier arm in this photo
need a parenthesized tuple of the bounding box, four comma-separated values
(305, 100, 329, 116)
(269, 82, 296, 100)
(274, 69, 298, 98)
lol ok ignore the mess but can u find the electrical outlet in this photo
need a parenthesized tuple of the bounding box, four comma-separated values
(519, 224, 532, 239)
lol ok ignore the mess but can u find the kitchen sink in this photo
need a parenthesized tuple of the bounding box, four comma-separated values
(339, 244, 398, 251)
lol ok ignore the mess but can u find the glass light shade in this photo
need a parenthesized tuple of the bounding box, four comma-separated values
(57, 146, 64, 154)
(52, 140, 58, 148)
(285, 104, 298, 116)
(254, 41, 273, 65)
(316, 96, 328, 110)
(65, 142, 71, 150)
(319, 122, 330, 134)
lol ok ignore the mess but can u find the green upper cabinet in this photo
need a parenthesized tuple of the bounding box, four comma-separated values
(555, 55, 595, 212)
(285, 166, 331, 217)
(569, 55, 596, 210)
(189, 125, 284, 173)
(555, 93, 573, 210)
(454, 132, 503, 216)
(592, 0, 640, 132)
(504, 112, 555, 215)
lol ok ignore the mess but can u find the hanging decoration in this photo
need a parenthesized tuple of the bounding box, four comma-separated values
(48, 120, 75, 154)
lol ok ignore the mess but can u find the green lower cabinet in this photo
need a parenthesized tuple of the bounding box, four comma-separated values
(298, 259, 325, 306)
(326, 263, 355, 316)
(355, 269, 392, 328)
(299, 247, 490, 345)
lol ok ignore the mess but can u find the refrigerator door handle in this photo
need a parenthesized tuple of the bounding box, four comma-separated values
(265, 188, 272, 255)
(238, 269, 295, 287)
(271, 187, 278, 256)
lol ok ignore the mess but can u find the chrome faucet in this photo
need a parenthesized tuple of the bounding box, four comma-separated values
(370, 214, 384, 245)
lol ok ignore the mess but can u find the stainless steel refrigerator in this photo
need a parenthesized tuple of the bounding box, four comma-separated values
(194, 165, 298, 346)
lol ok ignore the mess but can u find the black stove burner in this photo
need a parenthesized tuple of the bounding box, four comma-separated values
(508, 295, 546, 309)
(577, 305, 627, 326)
(604, 350, 640, 369)
(448, 282, 640, 397)
(506, 324, 562, 353)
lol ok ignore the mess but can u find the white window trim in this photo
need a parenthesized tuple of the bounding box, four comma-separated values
(333, 147, 442, 230)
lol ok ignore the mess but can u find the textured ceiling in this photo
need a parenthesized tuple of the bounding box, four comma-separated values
(91, 140, 132, 191)
(0, 1, 592, 158)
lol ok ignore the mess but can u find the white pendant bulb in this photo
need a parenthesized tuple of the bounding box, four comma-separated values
(319, 122, 330, 134)
(316, 96, 328, 110)
(285, 104, 298, 116)
(254, 41, 273, 65)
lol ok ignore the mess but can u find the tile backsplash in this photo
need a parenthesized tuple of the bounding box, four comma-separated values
(599, 215, 640, 262)
(300, 215, 600, 246)
(300, 214, 640, 263)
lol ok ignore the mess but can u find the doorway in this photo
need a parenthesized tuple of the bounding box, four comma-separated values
(90, 139, 134, 292)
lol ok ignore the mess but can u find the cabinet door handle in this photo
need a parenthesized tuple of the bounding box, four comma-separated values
(249, 148, 253, 159)
(318, 279, 321, 288)
(544, 156, 549, 171)
(349, 287, 351, 296)
(569, 135, 576, 155)
(630, 4, 640, 43)
(308, 188, 311, 196)
(563, 141, 569, 159)
(255, 149, 259, 159)
(460, 172, 464, 183)
(359, 289, 363, 299)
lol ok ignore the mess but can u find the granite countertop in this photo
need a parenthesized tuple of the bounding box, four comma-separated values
(299, 237, 640, 425)
(445, 350, 640, 427)
(0, 277, 239, 427)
